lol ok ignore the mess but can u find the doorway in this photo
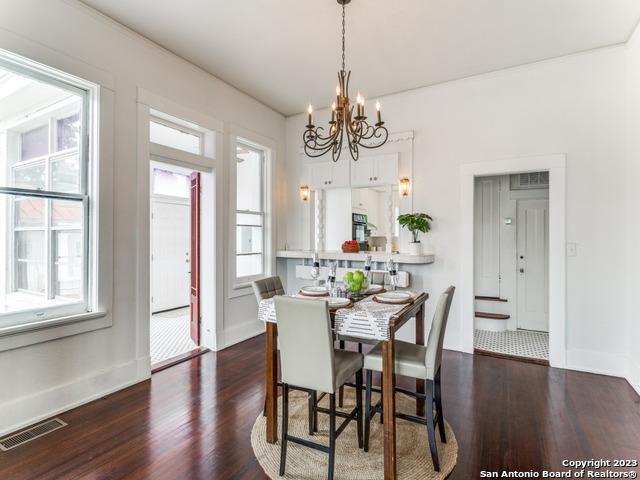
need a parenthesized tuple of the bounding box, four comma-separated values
(472, 172, 550, 364)
(149, 161, 202, 366)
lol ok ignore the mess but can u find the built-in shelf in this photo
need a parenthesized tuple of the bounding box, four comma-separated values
(276, 250, 435, 265)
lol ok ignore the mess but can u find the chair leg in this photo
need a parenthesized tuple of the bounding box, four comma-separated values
(358, 342, 363, 353)
(355, 369, 363, 449)
(338, 340, 345, 407)
(425, 380, 440, 472)
(434, 369, 446, 444)
(263, 395, 267, 417)
(364, 369, 372, 452)
(279, 384, 290, 476)
(379, 375, 384, 424)
(308, 390, 316, 436)
(328, 394, 336, 480)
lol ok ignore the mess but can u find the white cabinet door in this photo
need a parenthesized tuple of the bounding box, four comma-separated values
(350, 157, 375, 187)
(373, 155, 399, 186)
(310, 161, 350, 189)
(309, 162, 332, 189)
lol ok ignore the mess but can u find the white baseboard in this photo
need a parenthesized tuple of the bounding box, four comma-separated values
(0, 356, 150, 437)
(565, 348, 628, 378)
(217, 320, 265, 350)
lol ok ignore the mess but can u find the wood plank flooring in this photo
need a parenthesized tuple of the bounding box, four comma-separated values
(1, 335, 639, 479)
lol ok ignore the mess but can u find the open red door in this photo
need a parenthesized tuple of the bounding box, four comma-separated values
(189, 172, 201, 345)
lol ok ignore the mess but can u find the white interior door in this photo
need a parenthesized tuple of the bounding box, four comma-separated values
(151, 201, 191, 313)
(474, 176, 501, 297)
(517, 198, 549, 331)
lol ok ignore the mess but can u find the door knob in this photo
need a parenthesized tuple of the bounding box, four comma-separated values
(519, 268, 525, 273)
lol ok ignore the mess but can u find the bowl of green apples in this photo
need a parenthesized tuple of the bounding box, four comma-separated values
(343, 270, 369, 296)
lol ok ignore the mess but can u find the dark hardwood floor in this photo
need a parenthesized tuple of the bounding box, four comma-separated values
(1, 335, 639, 479)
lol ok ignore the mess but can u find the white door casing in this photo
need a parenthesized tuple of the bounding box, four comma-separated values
(516, 198, 549, 332)
(474, 176, 501, 297)
(459, 154, 566, 368)
(151, 201, 190, 312)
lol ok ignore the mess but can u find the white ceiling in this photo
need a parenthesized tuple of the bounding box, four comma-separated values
(80, 0, 640, 116)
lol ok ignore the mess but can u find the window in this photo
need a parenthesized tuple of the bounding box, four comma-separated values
(0, 58, 92, 329)
(150, 119, 202, 155)
(235, 141, 266, 282)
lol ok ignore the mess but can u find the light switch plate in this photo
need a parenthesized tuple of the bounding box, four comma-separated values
(566, 242, 577, 257)
(504, 218, 512, 225)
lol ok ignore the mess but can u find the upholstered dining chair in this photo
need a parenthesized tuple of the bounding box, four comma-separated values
(252, 275, 285, 301)
(252, 276, 285, 418)
(362, 286, 455, 472)
(274, 295, 364, 480)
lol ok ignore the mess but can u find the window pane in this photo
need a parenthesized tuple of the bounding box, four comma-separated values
(20, 124, 48, 161)
(236, 213, 262, 226)
(152, 168, 190, 198)
(14, 197, 45, 227)
(15, 230, 45, 293)
(236, 145, 262, 211)
(150, 120, 201, 155)
(56, 112, 80, 151)
(54, 231, 83, 298)
(52, 199, 83, 227)
(237, 226, 263, 254)
(13, 161, 46, 190)
(51, 154, 81, 193)
(236, 254, 263, 278)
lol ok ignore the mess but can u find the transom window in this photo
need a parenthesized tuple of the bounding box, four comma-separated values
(235, 140, 266, 283)
(0, 57, 92, 328)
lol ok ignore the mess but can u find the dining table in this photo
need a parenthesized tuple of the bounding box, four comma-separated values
(259, 290, 430, 480)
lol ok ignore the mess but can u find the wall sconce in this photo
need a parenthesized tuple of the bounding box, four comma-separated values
(300, 185, 310, 201)
(399, 177, 411, 197)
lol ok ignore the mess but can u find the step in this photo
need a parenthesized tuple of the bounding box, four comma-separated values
(475, 311, 510, 320)
(475, 296, 508, 302)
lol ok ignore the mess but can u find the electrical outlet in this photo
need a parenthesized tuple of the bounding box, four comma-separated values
(566, 242, 577, 257)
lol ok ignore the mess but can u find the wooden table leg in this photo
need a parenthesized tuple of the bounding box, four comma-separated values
(382, 334, 397, 480)
(415, 305, 426, 417)
(266, 322, 278, 444)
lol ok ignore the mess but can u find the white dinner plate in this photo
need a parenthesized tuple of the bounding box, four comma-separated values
(299, 285, 329, 296)
(364, 284, 384, 294)
(373, 291, 414, 304)
(326, 297, 351, 308)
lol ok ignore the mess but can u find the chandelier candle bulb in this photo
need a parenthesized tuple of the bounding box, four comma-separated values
(376, 101, 382, 124)
(307, 105, 313, 126)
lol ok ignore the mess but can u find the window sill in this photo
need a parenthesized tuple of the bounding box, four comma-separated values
(229, 282, 253, 299)
(0, 310, 110, 352)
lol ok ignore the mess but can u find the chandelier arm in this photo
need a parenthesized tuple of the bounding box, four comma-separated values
(356, 126, 389, 149)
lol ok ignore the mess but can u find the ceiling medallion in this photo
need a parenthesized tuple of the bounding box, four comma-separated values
(303, 0, 388, 162)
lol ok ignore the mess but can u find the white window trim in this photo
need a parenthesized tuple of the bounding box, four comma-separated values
(229, 127, 275, 297)
(0, 48, 114, 350)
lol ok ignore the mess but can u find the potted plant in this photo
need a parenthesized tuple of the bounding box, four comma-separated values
(397, 213, 433, 255)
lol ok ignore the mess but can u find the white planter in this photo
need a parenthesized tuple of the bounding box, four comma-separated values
(409, 241, 422, 256)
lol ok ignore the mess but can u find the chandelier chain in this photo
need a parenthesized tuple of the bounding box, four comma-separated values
(341, 3, 346, 71)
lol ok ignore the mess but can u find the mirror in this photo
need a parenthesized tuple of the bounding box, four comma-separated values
(323, 186, 400, 252)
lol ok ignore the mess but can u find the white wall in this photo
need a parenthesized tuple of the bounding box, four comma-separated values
(0, 0, 284, 435)
(283, 45, 632, 377)
(626, 26, 640, 395)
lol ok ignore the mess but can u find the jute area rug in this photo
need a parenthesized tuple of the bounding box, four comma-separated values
(251, 389, 458, 479)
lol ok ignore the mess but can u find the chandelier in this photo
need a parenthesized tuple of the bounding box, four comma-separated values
(303, 0, 389, 162)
